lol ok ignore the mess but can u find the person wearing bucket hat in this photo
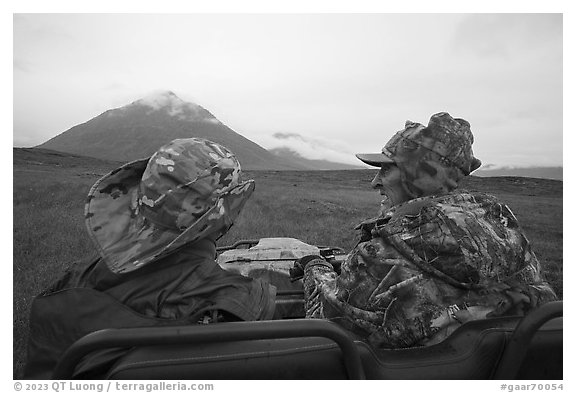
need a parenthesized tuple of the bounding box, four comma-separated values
(24, 138, 276, 379)
(301, 112, 557, 349)
(356, 112, 483, 215)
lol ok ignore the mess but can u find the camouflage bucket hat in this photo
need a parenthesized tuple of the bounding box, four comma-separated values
(85, 138, 255, 274)
(356, 112, 482, 175)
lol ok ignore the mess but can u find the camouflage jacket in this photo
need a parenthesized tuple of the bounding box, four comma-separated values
(304, 192, 557, 349)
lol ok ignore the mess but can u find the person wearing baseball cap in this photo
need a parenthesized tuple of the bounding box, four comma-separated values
(25, 138, 276, 379)
(302, 112, 557, 349)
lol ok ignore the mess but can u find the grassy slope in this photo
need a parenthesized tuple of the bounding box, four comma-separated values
(12, 148, 563, 378)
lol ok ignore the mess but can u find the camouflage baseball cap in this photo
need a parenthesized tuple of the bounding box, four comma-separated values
(356, 112, 482, 175)
(85, 138, 255, 274)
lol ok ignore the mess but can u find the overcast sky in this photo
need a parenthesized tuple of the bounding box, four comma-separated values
(13, 13, 563, 168)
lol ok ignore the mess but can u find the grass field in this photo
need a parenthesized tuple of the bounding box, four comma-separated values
(12, 148, 563, 379)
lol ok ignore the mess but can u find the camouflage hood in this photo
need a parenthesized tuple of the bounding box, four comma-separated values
(85, 138, 255, 274)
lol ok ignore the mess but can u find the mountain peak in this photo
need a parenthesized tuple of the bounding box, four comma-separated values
(134, 90, 187, 109)
(129, 90, 219, 123)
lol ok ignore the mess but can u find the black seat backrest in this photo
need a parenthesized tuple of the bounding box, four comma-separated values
(107, 337, 350, 380)
(54, 302, 563, 380)
(358, 316, 562, 380)
(54, 319, 365, 380)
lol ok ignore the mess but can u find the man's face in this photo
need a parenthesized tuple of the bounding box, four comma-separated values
(388, 133, 464, 198)
(394, 155, 462, 198)
(371, 163, 412, 212)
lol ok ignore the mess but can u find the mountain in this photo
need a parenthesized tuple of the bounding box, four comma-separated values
(269, 147, 365, 170)
(37, 90, 309, 170)
(474, 166, 563, 180)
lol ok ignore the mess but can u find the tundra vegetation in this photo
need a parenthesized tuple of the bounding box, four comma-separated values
(13, 148, 563, 379)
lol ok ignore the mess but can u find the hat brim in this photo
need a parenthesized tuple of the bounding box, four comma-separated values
(85, 158, 254, 274)
(355, 153, 395, 167)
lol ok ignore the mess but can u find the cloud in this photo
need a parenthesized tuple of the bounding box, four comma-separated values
(13, 135, 38, 147)
(136, 90, 183, 110)
(254, 132, 365, 166)
(12, 14, 562, 168)
(130, 90, 220, 124)
(451, 14, 562, 59)
(12, 125, 51, 147)
(272, 132, 307, 142)
(13, 58, 32, 73)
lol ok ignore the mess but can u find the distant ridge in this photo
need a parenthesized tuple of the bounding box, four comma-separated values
(269, 147, 365, 170)
(474, 166, 562, 181)
(37, 90, 310, 170)
(13, 147, 121, 169)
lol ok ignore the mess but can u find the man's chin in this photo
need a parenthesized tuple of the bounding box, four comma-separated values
(379, 195, 393, 215)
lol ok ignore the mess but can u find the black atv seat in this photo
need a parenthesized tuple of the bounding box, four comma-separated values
(53, 301, 562, 380)
(359, 314, 562, 380)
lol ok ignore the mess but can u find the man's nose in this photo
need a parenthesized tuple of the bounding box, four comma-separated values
(371, 172, 383, 189)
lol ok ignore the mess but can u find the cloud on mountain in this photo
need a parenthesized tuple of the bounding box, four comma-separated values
(136, 90, 185, 110)
(129, 90, 220, 124)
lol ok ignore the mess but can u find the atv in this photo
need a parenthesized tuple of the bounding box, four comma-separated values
(52, 238, 563, 380)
